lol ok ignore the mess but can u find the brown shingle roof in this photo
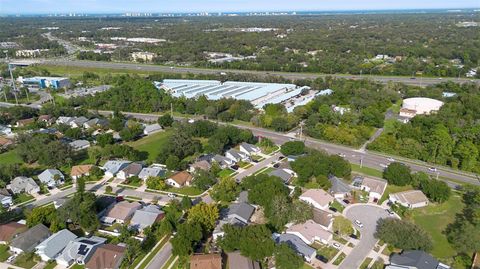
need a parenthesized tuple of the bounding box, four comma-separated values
(0, 137, 13, 147)
(391, 190, 428, 205)
(106, 201, 142, 221)
(85, 244, 126, 269)
(361, 177, 387, 195)
(190, 254, 222, 269)
(312, 208, 333, 228)
(169, 171, 193, 185)
(0, 222, 27, 242)
(71, 165, 94, 177)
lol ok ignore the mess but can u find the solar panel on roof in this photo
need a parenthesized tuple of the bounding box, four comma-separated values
(78, 244, 90, 255)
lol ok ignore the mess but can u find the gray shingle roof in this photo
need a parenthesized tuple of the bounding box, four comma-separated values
(11, 224, 51, 252)
(35, 229, 77, 260)
(274, 233, 316, 259)
(130, 205, 164, 230)
(38, 169, 64, 185)
(268, 169, 292, 183)
(10, 176, 39, 194)
(138, 167, 166, 180)
(227, 202, 255, 223)
(390, 250, 439, 269)
(329, 176, 352, 194)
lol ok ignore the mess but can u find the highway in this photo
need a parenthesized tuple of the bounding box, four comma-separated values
(94, 110, 480, 188)
(40, 59, 480, 87)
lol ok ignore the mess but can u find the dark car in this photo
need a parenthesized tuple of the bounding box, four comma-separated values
(230, 165, 239, 170)
(329, 207, 338, 212)
(273, 163, 280, 168)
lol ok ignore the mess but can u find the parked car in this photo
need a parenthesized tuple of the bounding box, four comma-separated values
(167, 193, 176, 198)
(332, 242, 341, 249)
(428, 167, 437, 172)
(387, 157, 395, 162)
(354, 220, 363, 228)
(273, 163, 280, 168)
(329, 207, 338, 212)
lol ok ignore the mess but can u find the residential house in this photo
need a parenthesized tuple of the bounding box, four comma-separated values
(71, 165, 94, 180)
(0, 188, 13, 207)
(227, 251, 260, 269)
(56, 236, 107, 266)
(166, 171, 193, 188)
(56, 116, 75, 126)
(35, 229, 78, 261)
(0, 137, 14, 149)
(70, 117, 89, 128)
(213, 217, 246, 241)
(212, 155, 235, 168)
(69, 140, 91, 151)
(299, 189, 335, 210)
(239, 142, 261, 156)
(0, 222, 27, 244)
(0, 125, 13, 136)
(9, 176, 40, 194)
(38, 169, 64, 188)
(190, 253, 222, 269)
(389, 190, 429, 209)
(268, 168, 294, 183)
(103, 160, 131, 178)
(38, 115, 54, 126)
(101, 201, 142, 225)
(143, 123, 162, 135)
(273, 233, 316, 262)
(138, 166, 166, 181)
(359, 177, 387, 201)
(189, 160, 211, 173)
(129, 205, 165, 231)
(16, 118, 35, 127)
(328, 176, 352, 199)
(226, 202, 255, 224)
(116, 163, 143, 180)
(225, 149, 249, 163)
(10, 224, 51, 254)
(286, 220, 333, 245)
(85, 244, 126, 269)
(386, 250, 450, 269)
(312, 208, 333, 231)
(83, 118, 108, 129)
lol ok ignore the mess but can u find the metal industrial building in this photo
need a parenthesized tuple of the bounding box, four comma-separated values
(156, 79, 310, 109)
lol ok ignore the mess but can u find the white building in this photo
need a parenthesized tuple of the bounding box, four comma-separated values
(299, 189, 334, 211)
(131, 51, 156, 62)
(389, 190, 429, 209)
(402, 97, 444, 115)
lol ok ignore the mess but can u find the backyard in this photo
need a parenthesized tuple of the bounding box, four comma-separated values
(0, 149, 22, 165)
(410, 193, 463, 259)
(127, 130, 173, 162)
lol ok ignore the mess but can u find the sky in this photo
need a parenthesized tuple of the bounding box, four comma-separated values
(0, 0, 479, 14)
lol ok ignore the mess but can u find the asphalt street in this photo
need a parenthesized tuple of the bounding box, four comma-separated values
(92, 110, 480, 188)
(145, 242, 173, 269)
(235, 152, 282, 181)
(40, 59, 480, 87)
(341, 205, 391, 269)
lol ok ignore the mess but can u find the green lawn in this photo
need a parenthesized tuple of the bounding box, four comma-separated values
(70, 264, 85, 269)
(258, 167, 275, 175)
(0, 244, 10, 262)
(44, 261, 57, 269)
(165, 186, 203, 196)
(378, 184, 413, 204)
(162, 255, 177, 269)
(218, 169, 235, 179)
(333, 252, 347, 266)
(351, 163, 383, 178)
(411, 194, 463, 259)
(13, 252, 38, 269)
(127, 130, 173, 162)
(331, 200, 345, 213)
(314, 244, 340, 262)
(0, 150, 22, 165)
(13, 193, 35, 204)
(360, 257, 373, 269)
(123, 176, 143, 187)
(301, 263, 314, 269)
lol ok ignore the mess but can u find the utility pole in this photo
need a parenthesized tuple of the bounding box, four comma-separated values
(4, 51, 18, 105)
(360, 156, 364, 168)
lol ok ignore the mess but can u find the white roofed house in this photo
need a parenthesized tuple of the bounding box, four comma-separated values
(358, 176, 388, 202)
(35, 229, 78, 261)
(225, 149, 249, 163)
(138, 166, 166, 181)
(143, 123, 162, 135)
(70, 117, 89, 128)
(0, 189, 13, 207)
(0, 125, 13, 137)
(56, 116, 75, 126)
(8, 176, 40, 195)
(69, 140, 91, 151)
(389, 190, 429, 209)
(286, 220, 333, 245)
(239, 142, 261, 156)
(101, 201, 142, 225)
(212, 155, 235, 168)
(166, 171, 193, 188)
(56, 236, 107, 266)
(38, 169, 65, 188)
(299, 189, 335, 211)
(102, 160, 131, 178)
(129, 205, 165, 231)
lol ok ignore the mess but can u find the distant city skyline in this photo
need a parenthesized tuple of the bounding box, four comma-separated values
(0, 0, 479, 14)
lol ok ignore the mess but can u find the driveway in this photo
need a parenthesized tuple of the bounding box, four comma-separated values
(339, 204, 390, 269)
(235, 152, 281, 182)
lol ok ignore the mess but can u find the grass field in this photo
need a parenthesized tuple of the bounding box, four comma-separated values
(13, 193, 35, 204)
(218, 168, 235, 179)
(165, 186, 203, 196)
(127, 130, 173, 162)
(333, 252, 347, 266)
(0, 244, 10, 262)
(411, 194, 463, 259)
(0, 149, 22, 165)
(351, 163, 383, 178)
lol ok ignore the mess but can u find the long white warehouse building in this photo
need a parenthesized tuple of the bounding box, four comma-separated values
(156, 79, 310, 109)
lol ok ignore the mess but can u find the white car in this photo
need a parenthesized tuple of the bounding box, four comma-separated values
(332, 242, 341, 249)
(428, 167, 437, 172)
(387, 157, 395, 162)
(380, 163, 388, 168)
(338, 153, 346, 158)
(354, 220, 363, 228)
(167, 193, 176, 198)
(6, 255, 17, 263)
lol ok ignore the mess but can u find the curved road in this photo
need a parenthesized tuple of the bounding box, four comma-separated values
(340, 205, 391, 269)
(40, 59, 480, 87)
